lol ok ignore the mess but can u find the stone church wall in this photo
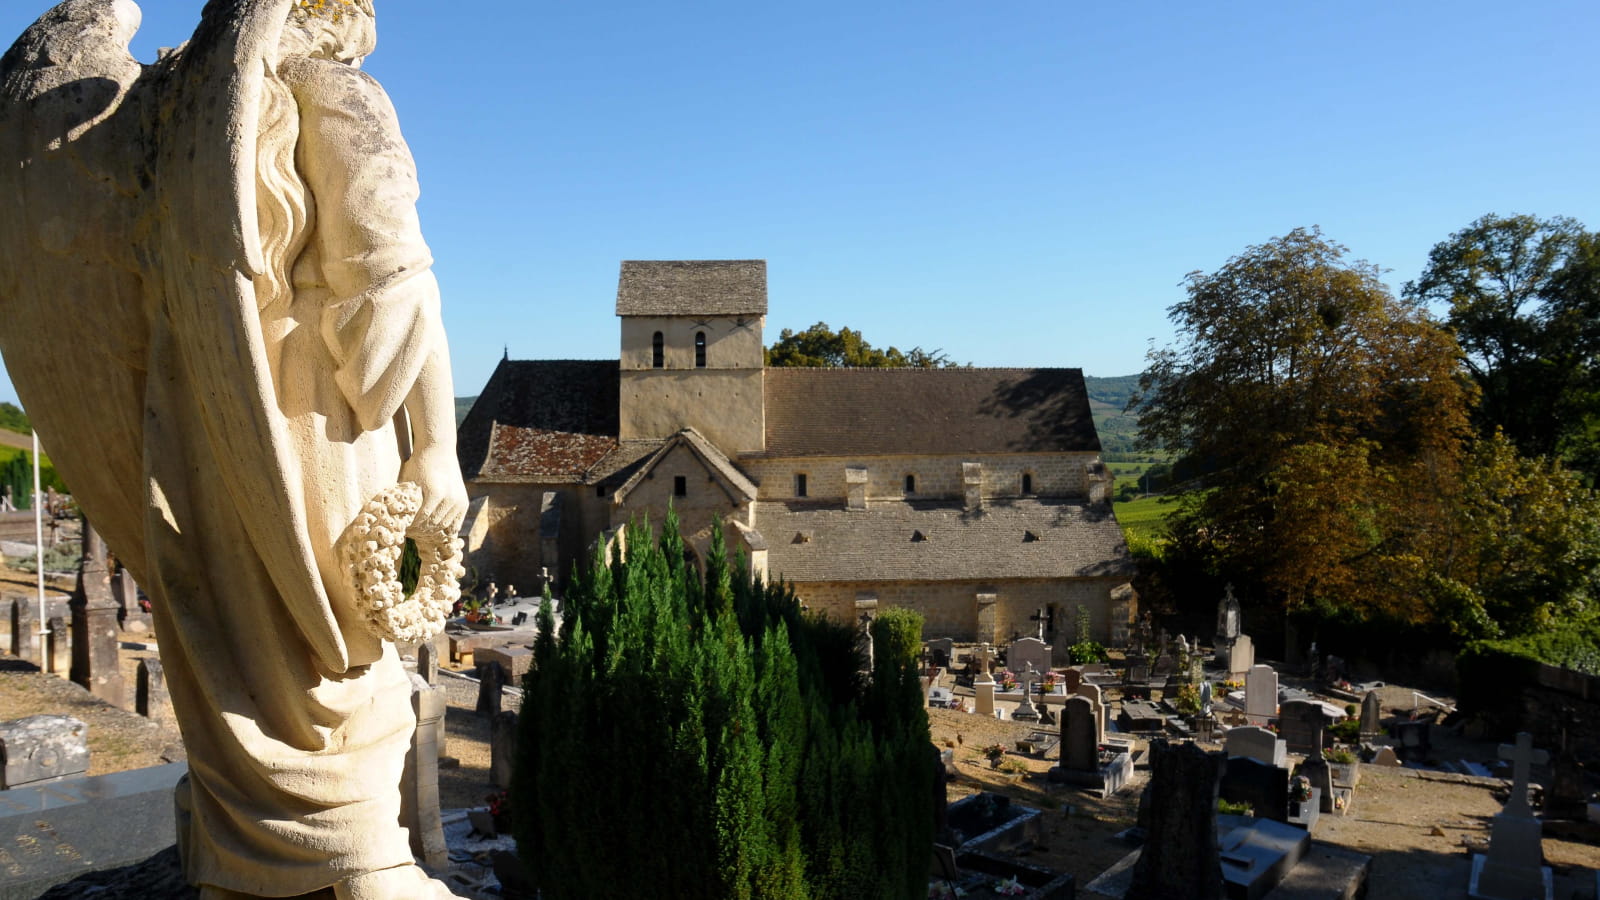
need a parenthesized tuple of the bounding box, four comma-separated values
(464, 482, 611, 594)
(742, 451, 1102, 503)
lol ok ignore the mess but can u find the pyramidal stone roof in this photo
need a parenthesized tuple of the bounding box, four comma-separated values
(615, 260, 768, 317)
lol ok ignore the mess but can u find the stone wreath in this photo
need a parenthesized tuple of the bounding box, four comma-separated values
(340, 481, 465, 644)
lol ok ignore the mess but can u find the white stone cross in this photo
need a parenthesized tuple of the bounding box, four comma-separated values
(1498, 732, 1549, 816)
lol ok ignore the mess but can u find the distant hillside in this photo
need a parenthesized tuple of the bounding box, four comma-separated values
(456, 396, 477, 428)
(1082, 374, 1149, 457)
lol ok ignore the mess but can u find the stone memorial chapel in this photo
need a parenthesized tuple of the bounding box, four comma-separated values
(457, 261, 1137, 654)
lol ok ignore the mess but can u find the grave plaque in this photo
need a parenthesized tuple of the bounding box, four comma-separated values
(0, 762, 186, 900)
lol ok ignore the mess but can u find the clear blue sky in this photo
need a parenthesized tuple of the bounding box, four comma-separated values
(2, 0, 1597, 407)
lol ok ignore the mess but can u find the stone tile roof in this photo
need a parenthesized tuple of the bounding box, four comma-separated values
(758, 498, 1135, 583)
(759, 368, 1101, 457)
(615, 260, 768, 317)
(457, 360, 621, 482)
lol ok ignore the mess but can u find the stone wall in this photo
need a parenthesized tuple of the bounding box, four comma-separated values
(463, 482, 611, 592)
(610, 442, 755, 548)
(740, 451, 1102, 504)
(619, 315, 765, 372)
(619, 368, 765, 452)
(791, 576, 1130, 660)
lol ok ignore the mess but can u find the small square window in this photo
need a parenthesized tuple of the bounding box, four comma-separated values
(674, 475, 687, 497)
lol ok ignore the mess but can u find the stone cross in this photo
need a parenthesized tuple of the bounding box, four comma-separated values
(1498, 732, 1549, 816)
(972, 642, 996, 676)
(1030, 607, 1048, 641)
(1013, 662, 1040, 721)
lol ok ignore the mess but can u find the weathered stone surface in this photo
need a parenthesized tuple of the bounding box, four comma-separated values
(0, 763, 188, 900)
(400, 675, 448, 872)
(69, 522, 124, 709)
(135, 658, 173, 728)
(0, 715, 88, 788)
(1127, 740, 1224, 900)
(1225, 725, 1286, 767)
(416, 637, 441, 686)
(1358, 691, 1382, 738)
(491, 710, 518, 790)
(1245, 664, 1277, 726)
(477, 662, 505, 718)
(477, 645, 532, 685)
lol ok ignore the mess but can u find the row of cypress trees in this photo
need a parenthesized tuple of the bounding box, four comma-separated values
(512, 511, 935, 899)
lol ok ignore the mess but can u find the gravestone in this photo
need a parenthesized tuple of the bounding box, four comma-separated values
(1062, 696, 1098, 771)
(1060, 667, 1083, 693)
(1469, 732, 1552, 900)
(69, 522, 124, 709)
(399, 674, 448, 871)
(1245, 664, 1277, 726)
(46, 614, 69, 676)
(1288, 703, 1335, 815)
(926, 637, 954, 669)
(476, 662, 504, 719)
(1076, 682, 1106, 743)
(1358, 691, 1382, 738)
(1012, 663, 1040, 722)
(1368, 745, 1400, 767)
(10, 592, 39, 667)
(110, 567, 139, 617)
(1225, 725, 1287, 767)
(1220, 755, 1291, 823)
(0, 762, 186, 899)
(491, 710, 518, 790)
(1214, 584, 1242, 664)
(478, 645, 533, 685)
(1391, 719, 1431, 763)
(135, 658, 173, 728)
(1007, 636, 1051, 675)
(1278, 700, 1327, 756)
(416, 637, 440, 686)
(0, 716, 88, 788)
(1229, 634, 1255, 678)
(974, 676, 996, 717)
(1127, 740, 1224, 900)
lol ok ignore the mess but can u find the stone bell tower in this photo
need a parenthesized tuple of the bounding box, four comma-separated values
(616, 260, 767, 454)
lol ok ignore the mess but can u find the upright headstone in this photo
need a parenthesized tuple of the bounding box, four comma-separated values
(136, 657, 174, 727)
(1229, 634, 1255, 679)
(69, 521, 124, 708)
(925, 637, 954, 669)
(110, 566, 139, 615)
(1225, 725, 1288, 767)
(1278, 700, 1326, 756)
(46, 613, 69, 676)
(1062, 696, 1098, 771)
(400, 674, 448, 871)
(0, 715, 89, 788)
(11, 592, 39, 666)
(1128, 740, 1224, 900)
(1220, 755, 1291, 823)
(1007, 636, 1051, 675)
(1060, 667, 1083, 693)
(1358, 691, 1382, 739)
(491, 710, 518, 790)
(1470, 732, 1551, 900)
(476, 662, 504, 719)
(1245, 664, 1278, 727)
(1077, 682, 1106, 743)
(416, 637, 440, 686)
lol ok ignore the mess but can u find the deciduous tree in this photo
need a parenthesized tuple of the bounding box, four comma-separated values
(765, 322, 958, 368)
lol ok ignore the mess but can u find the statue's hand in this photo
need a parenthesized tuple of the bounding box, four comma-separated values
(399, 445, 468, 537)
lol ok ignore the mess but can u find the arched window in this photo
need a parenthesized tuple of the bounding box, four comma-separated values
(651, 331, 665, 368)
(904, 474, 916, 494)
(695, 332, 707, 368)
(1021, 472, 1033, 495)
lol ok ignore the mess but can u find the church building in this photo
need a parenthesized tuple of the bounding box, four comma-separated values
(456, 261, 1137, 656)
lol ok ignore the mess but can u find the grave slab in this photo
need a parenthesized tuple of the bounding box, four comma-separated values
(0, 763, 186, 900)
(0, 716, 88, 789)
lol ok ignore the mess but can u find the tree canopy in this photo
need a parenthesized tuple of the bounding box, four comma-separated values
(1405, 213, 1600, 470)
(1130, 228, 1476, 623)
(0, 402, 28, 435)
(765, 322, 959, 368)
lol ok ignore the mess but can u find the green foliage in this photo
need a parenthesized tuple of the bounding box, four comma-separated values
(0, 402, 29, 435)
(5, 541, 80, 574)
(514, 513, 934, 899)
(765, 322, 962, 369)
(1325, 747, 1356, 764)
(1217, 798, 1253, 816)
(1405, 214, 1600, 471)
(1068, 640, 1107, 665)
(1172, 682, 1201, 716)
(1328, 719, 1360, 744)
(0, 450, 68, 510)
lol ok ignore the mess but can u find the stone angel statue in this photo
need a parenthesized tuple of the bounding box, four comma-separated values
(0, 1, 468, 897)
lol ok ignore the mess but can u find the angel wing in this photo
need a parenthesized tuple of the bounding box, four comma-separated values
(0, 0, 354, 671)
(0, 0, 152, 580)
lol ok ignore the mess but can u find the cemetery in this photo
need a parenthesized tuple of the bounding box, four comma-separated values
(0, 0, 1597, 897)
